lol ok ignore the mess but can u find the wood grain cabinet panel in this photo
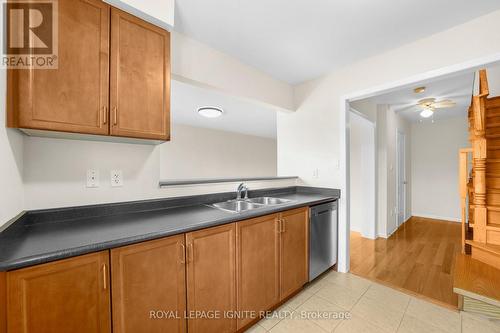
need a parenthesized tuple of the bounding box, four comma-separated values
(8, 0, 110, 135)
(111, 235, 187, 333)
(186, 224, 236, 333)
(280, 207, 309, 300)
(236, 214, 281, 330)
(110, 8, 170, 140)
(7, 251, 111, 333)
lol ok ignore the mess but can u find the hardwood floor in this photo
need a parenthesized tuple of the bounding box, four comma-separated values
(350, 216, 461, 308)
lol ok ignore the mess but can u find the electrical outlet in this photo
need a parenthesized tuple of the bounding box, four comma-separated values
(111, 170, 123, 187)
(86, 169, 99, 188)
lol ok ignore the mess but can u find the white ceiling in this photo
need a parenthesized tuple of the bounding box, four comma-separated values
(174, 0, 500, 84)
(357, 71, 475, 122)
(171, 80, 277, 138)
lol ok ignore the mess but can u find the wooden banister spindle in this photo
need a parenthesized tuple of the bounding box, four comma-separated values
(459, 148, 472, 253)
(471, 76, 488, 243)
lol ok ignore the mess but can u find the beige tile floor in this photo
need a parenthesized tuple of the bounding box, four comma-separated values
(245, 270, 500, 333)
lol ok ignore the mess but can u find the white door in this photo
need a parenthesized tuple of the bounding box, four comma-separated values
(349, 110, 376, 239)
(397, 130, 406, 226)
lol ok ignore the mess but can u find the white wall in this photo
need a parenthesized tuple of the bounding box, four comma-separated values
(278, 10, 500, 272)
(0, 22, 24, 230)
(349, 102, 411, 238)
(160, 124, 276, 180)
(349, 112, 375, 238)
(22, 133, 289, 210)
(487, 63, 500, 96)
(411, 117, 469, 221)
(350, 99, 377, 123)
(383, 105, 412, 235)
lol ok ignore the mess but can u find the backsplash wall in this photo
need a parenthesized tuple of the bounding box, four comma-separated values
(22, 135, 295, 211)
(0, 68, 24, 228)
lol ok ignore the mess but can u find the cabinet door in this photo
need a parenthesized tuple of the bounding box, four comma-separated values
(7, 251, 111, 333)
(110, 8, 170, 140)
(111, 235, 187, 333)
(280, 207, 309, 300)
(186, 224, 236, 333)
(8, 0, 110, 135)
(236, 214, 280, 329)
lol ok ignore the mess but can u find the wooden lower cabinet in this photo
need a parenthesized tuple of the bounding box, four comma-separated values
(2, 206, 311, 333)
(186, 224, 237, 333)
(110, 235, 186, 333)
(0, 272, 6, 333)
(7, 251, 111, 333)
(236, 214, 281, 330)
(280, 207, 309, 300)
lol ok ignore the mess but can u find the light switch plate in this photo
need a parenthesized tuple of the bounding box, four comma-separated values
(111, 170, 123, 187)
(86, 169, 99, 188)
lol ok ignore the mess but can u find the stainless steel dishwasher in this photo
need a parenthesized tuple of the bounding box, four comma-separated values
(309, 200, 338, 281)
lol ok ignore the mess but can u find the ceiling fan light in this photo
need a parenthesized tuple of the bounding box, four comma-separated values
(420, 109, 434, 118)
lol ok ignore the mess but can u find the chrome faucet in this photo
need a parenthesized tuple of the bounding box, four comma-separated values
(236, 183, 249, 200)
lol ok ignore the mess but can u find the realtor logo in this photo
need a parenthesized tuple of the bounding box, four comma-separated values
(3, 0, 58, 68)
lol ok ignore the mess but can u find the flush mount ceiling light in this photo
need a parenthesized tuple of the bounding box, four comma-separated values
(414, 86, 426, 94)
(197, 106, 224, 118)
(420, 108, 434, 118)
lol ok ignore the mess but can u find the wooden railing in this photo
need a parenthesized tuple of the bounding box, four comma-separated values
(459, 148, 473, 253)
(467, 69, 490, 246)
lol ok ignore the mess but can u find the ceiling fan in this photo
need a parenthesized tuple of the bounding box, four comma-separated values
(416, 98, 456, 118)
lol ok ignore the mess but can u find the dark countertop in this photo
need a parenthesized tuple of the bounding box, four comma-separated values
(0, 186, 339, 271)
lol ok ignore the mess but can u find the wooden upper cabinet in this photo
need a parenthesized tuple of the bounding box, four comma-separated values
(186, 224, 236, 333)
(110, 8, 171, 140)
(111, 235, 187, 333)
(8, 0, 110, 135)
(236, 214, 280, 330)
(7, 251, 111, 333)
(7, 1, 171, 142)
(280, 207, 309, 300)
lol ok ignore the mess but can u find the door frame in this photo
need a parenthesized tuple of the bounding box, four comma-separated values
(338, 52, 500, 273)
(396, 129, 406, 227)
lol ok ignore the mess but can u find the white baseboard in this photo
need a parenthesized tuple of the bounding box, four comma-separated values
(411, 213, 460, 223)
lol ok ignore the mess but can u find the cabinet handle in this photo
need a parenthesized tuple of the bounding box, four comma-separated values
(187, 243, 194, 263)
(113, 107, 118, 125)
(275, 219, 281, 234)
(103, 106, 108, 124)
(281, 218, 286, 233)
(102, 264, 107, 290)
(179, 243, 186, 264)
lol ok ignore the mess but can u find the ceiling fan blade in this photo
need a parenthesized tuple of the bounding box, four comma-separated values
(433, 100, 456, 108)
(418, 98, 436, 106)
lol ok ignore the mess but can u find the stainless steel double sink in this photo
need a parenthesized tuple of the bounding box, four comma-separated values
(210, 197, 293, 213)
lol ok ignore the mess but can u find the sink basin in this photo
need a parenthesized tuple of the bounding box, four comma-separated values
(211, 200, 265, 213)
(210, 196, 294, 213)
(246, 197, 293, 205)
